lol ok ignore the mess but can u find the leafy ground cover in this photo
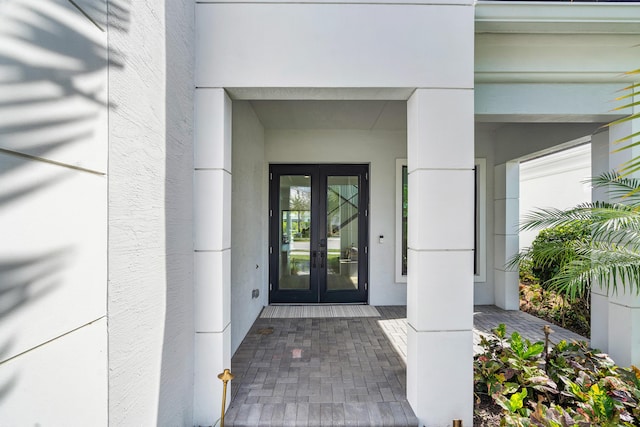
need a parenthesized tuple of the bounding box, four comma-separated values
(519, 282, 590, 339)
(474, 324, 640, 426)
(519, 259, 590, 339)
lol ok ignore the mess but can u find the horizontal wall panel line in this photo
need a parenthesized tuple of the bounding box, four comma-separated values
(408, 167, 475, 172)
(407, 323, 472, 334)
(407, 248, 474, 252)
(195, 323, 230, 334)
(194, 248, 231, 253)
(0, 148, 106, 176)
(194, 168, 232, 174)
(0, 316, 106, 366)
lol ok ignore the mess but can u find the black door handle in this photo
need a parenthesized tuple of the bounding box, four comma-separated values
(320, 252, 325, 268)
(312, 251, 317, 268)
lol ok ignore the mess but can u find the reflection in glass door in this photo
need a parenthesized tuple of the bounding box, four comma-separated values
(326, 175, 359, 292)
(269, 164, 369, 304)
(278, 175, 312, 292)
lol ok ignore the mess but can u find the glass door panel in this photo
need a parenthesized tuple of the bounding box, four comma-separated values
(278, 175, 311, 291)
(326, 175, 359, 291)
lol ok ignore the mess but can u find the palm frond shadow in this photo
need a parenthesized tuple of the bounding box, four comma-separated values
(0, 249, 72, 403)
(0, 0, 131, 408)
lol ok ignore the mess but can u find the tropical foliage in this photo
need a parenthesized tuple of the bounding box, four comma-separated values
(512, 172, 640, 301)
(511, 66, 640, 301)
(528, 222, 592, 290)
(474, 324, 640, 426)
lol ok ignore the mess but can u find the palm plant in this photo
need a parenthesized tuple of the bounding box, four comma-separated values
(512, 173, 640, 301)
(513, 67, 640, 302)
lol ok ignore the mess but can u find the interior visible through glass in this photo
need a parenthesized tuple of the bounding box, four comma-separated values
(326, 175, 359, 291)
(279, 175, 311, 290)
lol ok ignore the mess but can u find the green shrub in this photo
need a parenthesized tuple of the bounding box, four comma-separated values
(529, 221, 591, 290)
(518, 258, 537, 286)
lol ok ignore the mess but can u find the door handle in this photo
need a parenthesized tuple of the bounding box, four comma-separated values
(312, 251, 317, 268)
(320, 252, 325, 268)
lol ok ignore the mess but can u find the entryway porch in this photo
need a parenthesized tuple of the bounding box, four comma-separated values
(221, 305, 587, 426)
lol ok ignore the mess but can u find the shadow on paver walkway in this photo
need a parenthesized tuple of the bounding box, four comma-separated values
(224, 305, 588, 427)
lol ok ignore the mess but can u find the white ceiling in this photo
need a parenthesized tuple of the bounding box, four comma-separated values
(248, 100, 605, 134)
(249, 100, 407, 131)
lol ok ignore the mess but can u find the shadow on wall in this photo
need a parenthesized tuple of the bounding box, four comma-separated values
(0, 250, 72, 402)
(0, 0, 129, 405)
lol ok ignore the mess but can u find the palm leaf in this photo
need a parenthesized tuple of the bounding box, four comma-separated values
(546, 242, 640, 299)
(590, 173, 640, 204)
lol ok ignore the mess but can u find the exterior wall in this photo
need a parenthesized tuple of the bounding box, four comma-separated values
(231, 102, 268, 354)
(0, 1, 108, 423)
(108, 0, 195, 425)
(196, 2, 473, 89)
(265, 129, 408, 306)
(519, 144, 592, 250)
(159, 0, 196, 423)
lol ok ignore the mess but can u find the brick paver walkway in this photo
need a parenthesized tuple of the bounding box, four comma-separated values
(224, 305, 588, 426)
(473, 305, 588, 354)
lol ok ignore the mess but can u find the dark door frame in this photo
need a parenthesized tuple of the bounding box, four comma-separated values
(269, 164, 369, 304)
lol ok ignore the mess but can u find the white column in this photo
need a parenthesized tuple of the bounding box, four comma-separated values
(604, 116, 640, 366)
(406, 88, 474, 426)
(590, 131, 610, 352)
(193, 88, 232, 425)
(493, 161, 520, 310)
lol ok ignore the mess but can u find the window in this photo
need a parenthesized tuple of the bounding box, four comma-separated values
(395, 158, 486, 283)
(395, 159, 408, 282)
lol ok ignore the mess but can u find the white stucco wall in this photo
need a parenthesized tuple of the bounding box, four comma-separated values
(519, 144, 592, 250)
(265, 129, 408, 306)
(0, 1, 108, 423)
(231, 101, 268, 354)
(196, 3, 473, 90)
(108, 0, 195, 425)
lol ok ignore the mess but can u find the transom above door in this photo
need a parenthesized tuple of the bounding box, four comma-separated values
(269, 164, 369, 304)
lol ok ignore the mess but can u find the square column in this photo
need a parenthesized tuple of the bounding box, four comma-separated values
(494, 161, 520, 310)
(193, 88, 233, 425)
(597, 115, 640, 366)
(590, 131, 610, 352)
(406, 88, 474, 426)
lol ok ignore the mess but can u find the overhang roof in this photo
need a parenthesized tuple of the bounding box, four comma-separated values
(476, 1, 640, 34)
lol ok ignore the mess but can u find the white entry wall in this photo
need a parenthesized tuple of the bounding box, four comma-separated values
(265, 126, 408, 306)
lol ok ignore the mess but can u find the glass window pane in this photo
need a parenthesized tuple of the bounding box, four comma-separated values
(326, 175, 359, 291)
(279, 175, 311, 290)
(402, 166, 408, 276)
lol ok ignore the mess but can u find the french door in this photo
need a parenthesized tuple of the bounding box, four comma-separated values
(269, 164, 369, 304)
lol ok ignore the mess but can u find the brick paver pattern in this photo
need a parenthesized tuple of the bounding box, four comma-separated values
(223, 305, 588, 426)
